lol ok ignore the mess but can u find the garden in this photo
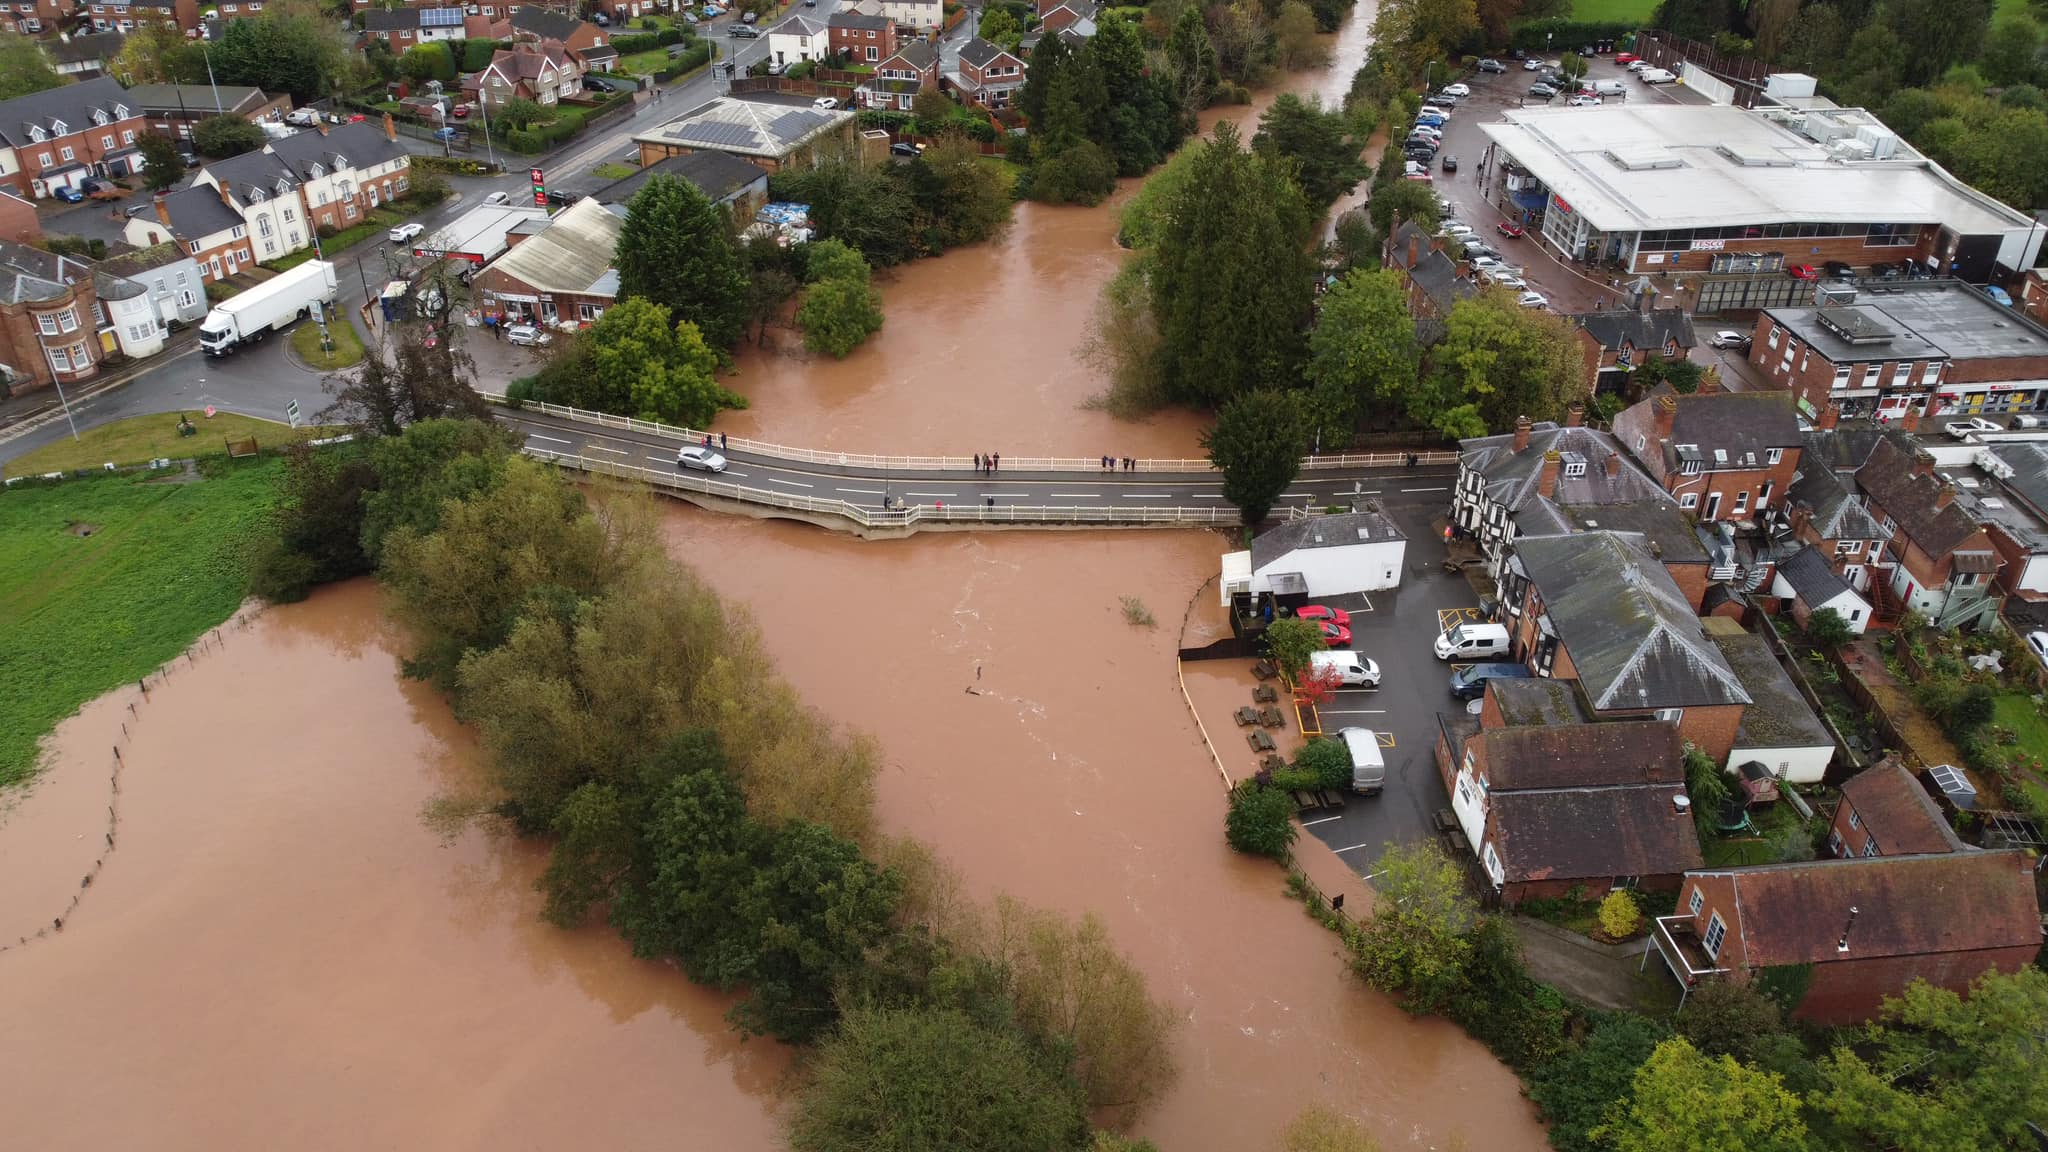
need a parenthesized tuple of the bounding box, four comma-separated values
(1882, 612, 2048, 818)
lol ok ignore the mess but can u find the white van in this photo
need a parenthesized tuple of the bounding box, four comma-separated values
(1338, 727, 1386, 795)
(1593, 79, 1627, 97)
(1434, 620, 1511, 660)
(1639, 68, 1677, 84)
(1310, 650, 1381, 687)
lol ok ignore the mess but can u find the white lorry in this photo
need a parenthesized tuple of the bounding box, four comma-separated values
(198, 260, 339, 357)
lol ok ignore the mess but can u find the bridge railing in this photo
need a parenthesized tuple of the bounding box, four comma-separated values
(485, 395, 1458, 473)
(523, 449, 1237, 527)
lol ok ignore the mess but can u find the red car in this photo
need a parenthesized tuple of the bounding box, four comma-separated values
(1316, 620, 1352, 647)
(1786, 264, 1818, 280)
(1297, 605, 1352, 627)
(1615, 52, 1638, 64)
(452, 104, 472, 118)
(347, 113, 367, 124)
(1497, 221, 1525, 238)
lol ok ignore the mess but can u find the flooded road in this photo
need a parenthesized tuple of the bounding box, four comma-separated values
(667, 510, 1546, 1151)
(0, 582, 785, 1151)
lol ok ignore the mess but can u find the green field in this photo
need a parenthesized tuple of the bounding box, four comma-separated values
(1992, 693, 2048, 811)
(0, 461, 281, 787)
(1566, 0, 1658, 23)
(4, 412, 309, 479)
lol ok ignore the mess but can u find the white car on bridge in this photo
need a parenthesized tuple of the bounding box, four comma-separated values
(676, 444, 729, 472)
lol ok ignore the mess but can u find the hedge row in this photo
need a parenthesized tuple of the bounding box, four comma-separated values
(609, 26, 691, 54)
(501, 90, 637, 153)
(654, 41, 714, 82)
(1507, 20, 1643, 51)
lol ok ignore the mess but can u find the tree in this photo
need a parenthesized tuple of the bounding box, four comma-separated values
(788, 1008, 1089, 1152)
(1887, 0, 1994, 86)
(1262, 616, 1326, 680)
(1630, 354, 1704, 397)
(1981, 14, 2045, 87)
(1593, 1038, 1810, 1152)
(0, 35, 64, 101)
(1032, 139, 1121, 205)
(1282, 1106, 1379, 1152)
(740, 236, 803, 344)
(798, 275, 885, 358)
(1811, 968, 2048, 1152)
(111, 24, 204, 84)
(1306, 269, 1418, 446)
(192, 114, 266, 159)
(616, 174, 753, 350)
(1207, 0, 1271, 86)
(136, 134, 187, 191)
(1777, 2, 1846, 74)
(1253, 94, 1369, 206)
(357, 417, 516, 562)
(1165, 3, 1219, 117)
(771, 155, 920, 267)
(499, 96, 544, 131)
(1805, 607, 1852, 650)
(1272, 0, 1329, 70)
(1430, 290, 1589, 434)
(804, 237, 871, 285)
(1597, 889, 1640, 938)
(399, 41, 457, 86)
(1351, 841, 1476, 1014)
(1224, 779, 1297, 857)
(1366, 176, 1439, 238)
(1152, 123, 1315, 405)
(1204, 389, 1306, 525)
(1559, 53, 1589, 82)
(322, 323, 489, 436)
(913, 132, 1014, 246)
(1528, 1012, 1671, 1152)
(910, 85, 955, 131)
(586, 297, 745, 425)
(1684, 743, 1727, 834)
(977, 4, 1023, 48)
(204, 2, 352, 102)
(1088, 14, 1181, 175)
(1293, 736, 1354, 791)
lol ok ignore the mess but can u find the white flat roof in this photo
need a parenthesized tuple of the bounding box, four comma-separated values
(1482, 104, 2029, 236)
(416, 203, 550, 262)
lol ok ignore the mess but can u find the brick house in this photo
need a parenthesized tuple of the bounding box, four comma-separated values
(0, 76, 149, 200)
(1854, 436, 2003, 628)
(1451, 409, 1674, 574)
(5, 0, 67, 36)
(1434, 717, 1701, 905)
(509, 5, 611, 55)
(363, 7, 467, 53)
(1039, 0, 1099, 35)
(359, 0, 505, 16)
(1830, 758, 1964, 859)
(0, 188, 38, 246)
(1613, 387, 1803, 523)
(264, 120, 412, 236)
(43, 31, 127, 78)
(863, 40, 937, 110)
(123, 183, 255, 283)
(464, 40, 587, 109)
(1384, 220, 1473, 328)
(1571, 307, 1696, 395)
(829, 9, 897, 64)
(1500, 530, 1752, 763)
(473, 196, 621, 328)
(952, 37, 1026, 108)
(1780, 425, 1891, 597)
(1650, 851, 2042, 1024)
(0, 240, 103, 397)
(85, 0, 197, 33)
(126, 84, 292, 146)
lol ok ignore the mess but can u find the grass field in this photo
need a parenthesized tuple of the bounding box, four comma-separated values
(4, 413, 309, 479)
(0, 460, 282, 788)
(592, 161, 639, 180)
(289, 314, 366, 371)
(1567, 0, 1658, 23)
(1992, 693, 2048, 811)
(617, 48, 673, 75)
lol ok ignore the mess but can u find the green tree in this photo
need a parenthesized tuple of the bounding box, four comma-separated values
(1294, 736, 1354, 791)
(1630, 354, 1704, 397)
(1224, 779, 1298, 857)
(111, 23, 206, 85)
(1366, 177, 1440, 238)
(771, 155, 920, 267)
(322, 321, 489, 436)
(205, 2, 353, 102)
(796, 246, 885, 360)
(804, 237, 871, 285)
(399, 41, 457, 85)
(1253, 93, 1369, 207)
(1305, 269, 1418, 446)
(1152, 123, 1315, 405)
(1263, 616, 1326, 679)
(1528, 1012, 1671, 1152)
(788, 1007, 1089, 1152)
(1834, 24, 1907, 107)
(1777, 2, 1846, 74)
(1271, 0, 1329, 69)
(1431, 290, 1589, 434)
(499, 96, 544, 130)
(1351, 841, 1477, 1014)
(357, 417, 516, 562)
(1684, 743, 1727, 834)
(0, 35, 64, 101)
(1559, 53, 1589, 82)
(1811, 968, 2048, 1152)
(538, 781, 637, 926)
(1805, 607, 1852, 649)
(977, 4, 1023, 48)
(1887, 0, 1994, 86)
(1089, 14, 1181, 174)
(192, 114, 267, 159)
(1597, 889, 1640, 938)
(1032, 139, 1120, 205)
(136, 133, 187, 191)
(1204, 389, 1307, 524)
(914, 132, 1014, 246)
(586, 297, 745, 425)
(615, 173, 750, 350)
(1593, 1038, 1810, 1152)
(612, 745, 769, 972)
(1980, 14, 2044, 86)
(1165, 3, 1219, 118)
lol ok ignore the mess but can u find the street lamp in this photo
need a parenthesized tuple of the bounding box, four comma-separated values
(39, 339, 80, 442)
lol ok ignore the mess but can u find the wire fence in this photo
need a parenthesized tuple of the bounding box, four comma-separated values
(487, 395, 1460, 473)
(523, 448, 1240, 527)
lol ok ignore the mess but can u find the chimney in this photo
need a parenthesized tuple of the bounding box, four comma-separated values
(1911, 448, 1936, 478)
(1899, 404, 1922, 434)
(383, 112, 398, 143)
(1817, 405, 1840, 431)
(154, 191, 173, 230)
(1566, 401, 1585, 428)
(1654, 392, 1678, 445)
(214, 179, 235, 209)
(1605, 452, 1621, 478)
(1512, 414, 1532, 453)
(1536, 449, 1562, 499)
(316, 117, 329, 136)
(1408, 231, 1419, 270)
(1836, 906, 1859, 953)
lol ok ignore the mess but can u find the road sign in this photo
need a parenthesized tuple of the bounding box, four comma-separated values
(530, 166, 547, 207)
(287, 398, 300, 428)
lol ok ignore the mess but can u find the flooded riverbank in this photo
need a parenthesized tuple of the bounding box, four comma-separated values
(0, 582, 786, 1150)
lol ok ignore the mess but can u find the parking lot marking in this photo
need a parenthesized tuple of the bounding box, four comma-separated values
(1437, 606, 1485, 632)
(1330, 842, 1374, 853)
(1302, 814, 1346, 826)
(1321, 709, 1387, 716)
(1377, 732, 1397, 748)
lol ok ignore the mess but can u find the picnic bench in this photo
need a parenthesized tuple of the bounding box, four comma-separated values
(1259, 753, 1288, 774)
(1252, 684, 1278, 704)
(1257, 706, 1285, 728)
(1234, 706, 1261, 727)
(1252, 660, 1278, 680)
(1247, 730, 1276, 753)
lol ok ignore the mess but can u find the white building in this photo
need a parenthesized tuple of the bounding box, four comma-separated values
(1771, 546, 1873, 636)
(95, 243, 208, 329)
(195, 149, 312, 263)
(767, 14, 830, 65)
(1710, 626, 1838, 785)
(846, 0, 940, 30)
(1220, 510, 1407, 604)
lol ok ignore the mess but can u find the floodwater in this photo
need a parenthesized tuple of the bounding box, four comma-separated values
(716, 7, 1378, 461)
(0, 582, 785, 1151)
(668, 510, 1546, 1152)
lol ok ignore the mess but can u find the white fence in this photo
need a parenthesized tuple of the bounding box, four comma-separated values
(523, 449, 1238, 527)
(486, 395, 1459, 473)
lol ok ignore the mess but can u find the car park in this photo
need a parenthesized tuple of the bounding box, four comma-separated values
(1440, 82, 1470, 96)
(506, 324, 550, 347)
(1478, 58, 1507, 72)
(1496, 221, 1524, 237)
(676, 444, 729, 472)
(1518, 290, 1549, 309)
(1568, 94, 1602, 106)
(1418, 104, 1451, 119)
(1484, 272, 1526, 290)
(1434, 621, 1511, 660)
(1309, 650, 1380, 687)
(1338, 727, 1386, 795)
(1945, 417, 2002, 438)
(1709, 330, 1752, 349)
(1449, 662, 1531, 701)
(1639, 67, 1677, 83)
(388, 222, 424, 243)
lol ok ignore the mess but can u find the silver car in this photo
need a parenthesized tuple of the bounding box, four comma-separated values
(676, 444, 729, 472)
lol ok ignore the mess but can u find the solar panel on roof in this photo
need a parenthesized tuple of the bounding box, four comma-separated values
(672, 122, 761, 149)
(420, 8, 464, 24)
(767, 110, 826, 138)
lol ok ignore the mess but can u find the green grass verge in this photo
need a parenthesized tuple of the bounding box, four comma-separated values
(1565, 0, 1657, 23)
(0, 460, 282, 788)
(289, 314, 367, 371)
(618, 48, 673, 75)
(592, 161, 638, 180)
(3, 412, 315, 478)
(264, 200, 433, 273)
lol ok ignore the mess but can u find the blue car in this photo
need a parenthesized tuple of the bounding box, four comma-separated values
(699, 5, 720, 16)
(433, 127, 459, 141)
(52, 185, 84, 203)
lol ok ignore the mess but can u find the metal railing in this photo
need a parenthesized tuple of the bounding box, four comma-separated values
(523, 448, 1237, 527)
(486, 395, 1459, 474)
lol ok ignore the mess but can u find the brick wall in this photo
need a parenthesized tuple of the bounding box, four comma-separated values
(1638, 230, 1935, 277)
(1596, 704, 1741, 764)
(1793, 946, 2043, 1025)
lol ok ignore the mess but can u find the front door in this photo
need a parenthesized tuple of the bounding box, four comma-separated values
(1842, 564, 1865, 591)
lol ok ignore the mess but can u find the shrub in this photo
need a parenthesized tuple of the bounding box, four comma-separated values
(1293, 737, 1353, 791)
(1262, 617, 1325, 680)
(246, 538, 318, 603)
(1805, 607, 1852, 650)
(1597, 889, 1640, 938)
(1224, 780, 1296, 858)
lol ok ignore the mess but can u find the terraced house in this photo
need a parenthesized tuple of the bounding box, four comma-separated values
(1854, 436, 2002, 628)
(1614, 386, 1802, 523)
(264, 120, 412, 237)
(0, 77, 147, 200)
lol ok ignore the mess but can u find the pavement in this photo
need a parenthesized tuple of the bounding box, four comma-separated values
(1511, 916, 1677, 1014)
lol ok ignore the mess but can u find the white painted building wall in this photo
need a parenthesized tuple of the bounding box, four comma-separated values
(105, 290, 164, 358)
(1725, 743, 1833, 785)
(1253, 539, 1408, 596)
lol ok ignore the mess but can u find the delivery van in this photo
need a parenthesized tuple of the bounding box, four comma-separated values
(1449, 661, 1531, 701)
(1339, 727, 1386, 795)
(1593, 79, 1626, 96)
(1310, 650, 1381, 687)
(1434, 620, 1512, 660)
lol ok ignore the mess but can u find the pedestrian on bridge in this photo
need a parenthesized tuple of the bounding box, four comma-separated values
(974, 452, 983, 472)
(992, 452, 1000, 471)
(720, 432, 728, 451)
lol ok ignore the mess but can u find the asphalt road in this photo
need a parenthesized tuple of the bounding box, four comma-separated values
(503, 408, 1461, 511)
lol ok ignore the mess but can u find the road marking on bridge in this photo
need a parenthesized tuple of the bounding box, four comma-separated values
(1402, 486, 1448, 493)
(645, 455, 672, 464)
(526, 433, 572, 445)
(836, 486, 884, 495)
(1194, 494, 1223, 499)
(1301, 814, 1346, 826)
(768, 477, 813, 488)
(585, 444, 627, 455)
(1281, 492, 1310, 497)
(906, 492, 955, 498)
(1121, 493, 1170, 499)
(1049, 492, 1100, 498)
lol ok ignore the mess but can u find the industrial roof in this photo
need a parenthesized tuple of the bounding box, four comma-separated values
(1481, 104, 2029, 237)
(122, 83, 272, 116)
(419, 203, 550, 260)
(598, 151, 766, 206)
(1765, 282, 2048, 365)
(483, 197, 621, 296)
(635, 96, 853, 161)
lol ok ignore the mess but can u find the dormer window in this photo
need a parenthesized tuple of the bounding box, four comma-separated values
(27, 127, 44, 143)
(113, 104, 128, 118)
(276, 179, 290, 194)
(92, 110, 109, 125)
(309, 163, 325, 177)
(249, 187, 266, 202)
(333, 156, 350, 169)
(50, 119, 65, 134)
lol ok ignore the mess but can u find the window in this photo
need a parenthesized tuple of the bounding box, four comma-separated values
(175, 271, 188, 286)
(100, 135, 113, 149)
(1655, 708, 1683, 724)
(1862, 837, 1878, 858)
(1922, 361, 1943, 385)
(1848, 809, 1860, 829)
(1891, 362, 1910, 385)
(344, 203, 357, 220)
(1703, 912, 1726, 958)
(1837, 540, 1863, 556)
(1634, 433, 1646, 452)
(230, 225, 245, 239)
(1767, 325, 1781, 349)
(263, 240, 275, 256)
(1767, 448, 1783, 465)
(178, 289, 196, 308)
(36, 314, 56, 335)
(59, 146, 73, 162)
(36, 152, 49, 167)
(257, 217, 272, 238)
(1733, 492, 1749, 516)
(1680, 493, 1698, 509)
(1833, 364, 1850, 388)
(1680, 459, 1702, 476)
(49, 346, 70, 371)
(122, 130, 134, 145)
(1863, 363, 1881, 385)
(577, 303, 604, 321)
(283, 207, 295, 222)
(1688, 887, 1703, 915)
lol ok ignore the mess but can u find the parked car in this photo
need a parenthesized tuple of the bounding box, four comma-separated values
(1497, 221, 1524, 237)
(1440, 82, 1470, 96)
(1410, 124, 1443, 139)
(1628, 59, 1652, 72)
(285, 107, 321, 126)
(728, 22, 758, 36)
(676, 444, 729, 472)
(52, 185, 83, 202)
(1449, 662, 1531, 701)
(741, 7, 758, 19)
(1462, 241, 1501, 260)
(1436, 195, 1457, 214)
(1297, 605, 1351, 627)
(1518, 290, 1550, 309)
(1403, 160, 1429, 177)
(451, 103, 472, 118)
(1822, 260, 1853, 279)
(506, 324, 551, 347)
(1579, 44, 1596, 56)
(1615, 51, 1639, 64)
(1478, 57, 1507, 72)
(1945, 417, 2002, 438)
(1310, 650, 1380, 688)
(1471, 256, 1515, 274)
(2027, 631, 2048, 664)
(1404, 146, 1437, 162)
(1441, 153, 1458, 172)
(545, 189, 576, 206)
(1528, 82, 1558, 98)
(592, 9, 609, 22)
(389, 222, 424, 242)
(1786, 264, 1817, 280)
(1709, 329, 1752, 349)
(1484, 272, 1526, 290)
(1418, 104, 1451, 119)
(1415, 112, 1446, 126)
(765, 60, 786, 75)
(1522, 57, 1545, 70)
(484, 191, 511, 205)
(889, 141, 924, 157)
(1315, 620, 1353, 647)
(433, 126, 459, 141)
(1639, 68, 1677, 83)
(1568, 94, 1602, 106)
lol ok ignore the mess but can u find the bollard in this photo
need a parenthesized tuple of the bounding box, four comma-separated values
(112, 745, 120, 760)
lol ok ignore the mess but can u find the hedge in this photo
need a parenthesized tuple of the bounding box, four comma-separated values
(501, 90, 637, 154)
(460, 38, 505, 71)
(654, 41, 713, 81)
(1507, 20, 1642, 51)
(608, 26, 690, 54)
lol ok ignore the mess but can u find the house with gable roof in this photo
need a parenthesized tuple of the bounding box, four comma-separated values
(193, 148, 312, 264)
(1384, 219, 1473, 329)
(1770, 545, 1874, 637)
(1830, 758, 1966, 859)
(1613, 386, 1803, 523)
(1038, 0, 1099, 36)
(1570, 306, 1697, 391)
(509, 4, 610, 55)
(768, 13, 831, 67)
(464, 39, 588, 110)
(952, 38, 1027, 108)
(123, 184, 255, 283)
(1779, 425, 1891, 596)
(473, 196, 623, 329)
(267, 119, 411, 236)
(863, 40, 937, 110)
(0, 239, 104, 396)
(1219, 509, 1407, 603)
(1451, 409, 1673, 573)
(0, 76, 147, 200)
(829, 8, 897, 63)
(1855, 435, 2002, 628)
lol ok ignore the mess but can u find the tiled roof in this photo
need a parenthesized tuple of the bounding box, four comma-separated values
(202, 148, 299, 202)
(1665, 387, 1802, 459)
(1710, 627, 1834, 751)
(0, 239, 88, 305)
(363, 7, 422, 29)
(1249, 510, 1406, 571)
(1513, 531, 1751, 712)
(1855, 436, 1981, 556)
(1773, 546, 1855, 611)
(1575, 307, 1697, 354)
(1709, 851, 2040, 967)
(1786, 459, 1885, 542)
(96, 243, 190, 277)
(1458, 422, 1669, 513)
(879, 40, 936, 70)
(1492, 785, 1703, 882)
(265, 120, 406, 180)
(832, 9, 893, 30)
(1542, 499, 1707, 562)
(43, 30, 125, 66)
(769, 13, 827, 36)
(156, 184, 242, 240)
(957, 37, 1014, 67)
(1476, 719, 1683, 790)
(510, 4, 588, 41)
(1839, 759, 1964, 856)
(0, 76, 137, 151)
(122, 83, 272, 116)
